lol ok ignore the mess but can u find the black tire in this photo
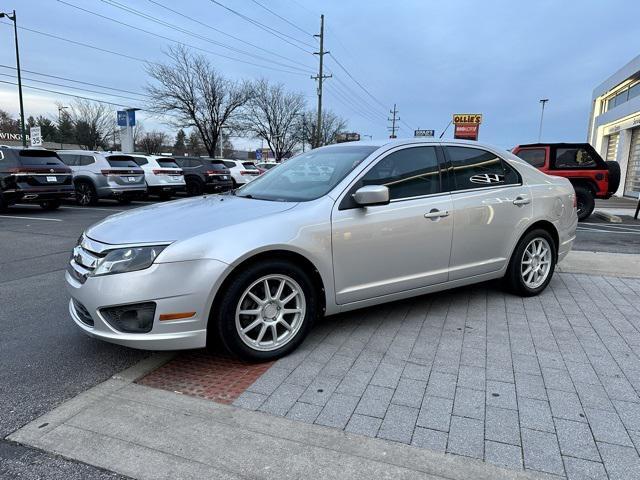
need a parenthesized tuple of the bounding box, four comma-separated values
(75, 181, 97, 206)
(185, 178, 204, 196)
(39, 200, 61, 211)
(212, 260, 318, 361)
(117, 197, 132, 205)
(158, 192, 173, 201)
(0, 194, 7, 212)
(504, 228, 557, 297)
(606, 161, 621, 194)
(574, 186, 595, 221)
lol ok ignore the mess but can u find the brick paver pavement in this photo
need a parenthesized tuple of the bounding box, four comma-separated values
(234, 273, 640, 479)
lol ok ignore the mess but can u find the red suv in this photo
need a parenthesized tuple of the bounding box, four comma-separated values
(512, 143, 620, 220)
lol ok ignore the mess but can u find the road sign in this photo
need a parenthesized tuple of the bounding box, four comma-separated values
(255, 149, 262, 160)
(453, 113, 483, 140)
(29, 126, 42, 147)
(127, 109, 136, 126)
(117, 111, 127, 127)
(336, 132, 360, 143)
(414, 129, 434, 137)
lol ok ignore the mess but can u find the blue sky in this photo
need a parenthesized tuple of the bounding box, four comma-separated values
(1, 0, 639, 150)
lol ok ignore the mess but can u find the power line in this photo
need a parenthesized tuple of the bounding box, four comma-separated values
(325, 82, 382, 126)
(328, 53, 389, 111)
(247, 0, 315, 37)
(146, 0, 314, 71)
(0, 20, 149, 64)
(0, 64, 149, 98)
(332, 74, 387, 118)
(207, 0, 315, 52)
(0, 72, 145, 103)
(56, 0, 311, 76)
(0, 79, 136, 108)
(98, 0, 314, 74)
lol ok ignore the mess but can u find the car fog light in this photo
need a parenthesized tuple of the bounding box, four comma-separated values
(101, 302, 156, 333)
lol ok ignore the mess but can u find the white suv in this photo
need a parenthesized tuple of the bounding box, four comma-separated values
(131, 155, 185, 199)
(222, 159, 260, 186)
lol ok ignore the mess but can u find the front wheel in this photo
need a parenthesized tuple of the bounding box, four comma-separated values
(213, 260, 317, 361)
(505, 229, 556, 296)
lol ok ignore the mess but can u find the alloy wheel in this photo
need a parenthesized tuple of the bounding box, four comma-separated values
(235, 274, 306, 352)
(77, 184, 92, 206)
(521, 237, 552, 289)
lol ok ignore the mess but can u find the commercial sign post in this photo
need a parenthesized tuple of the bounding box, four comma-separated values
(414, 129, 435, 137)
(335, 132, 361, 143)
(29, 126, 42, 147)
(118, 108, 138, 153)
(452, 114, 483, 140)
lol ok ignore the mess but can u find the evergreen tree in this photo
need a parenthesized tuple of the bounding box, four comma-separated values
(173, 129, 186, 154)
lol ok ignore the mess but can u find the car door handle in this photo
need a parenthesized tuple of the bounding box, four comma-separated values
(513, 197, 530, 206)
(424, 209, 449, 219)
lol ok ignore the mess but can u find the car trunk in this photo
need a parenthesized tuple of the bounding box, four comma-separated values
(103, 155, 145, 186)
(14, 150, 73, 188)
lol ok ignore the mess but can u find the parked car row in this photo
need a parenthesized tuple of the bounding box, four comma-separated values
(0, 146, 263, 210)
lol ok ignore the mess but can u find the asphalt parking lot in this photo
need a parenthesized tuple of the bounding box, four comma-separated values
(574, 214, 640, 254)
(0, 201, 150, 479)
(2, 198, 640, 480)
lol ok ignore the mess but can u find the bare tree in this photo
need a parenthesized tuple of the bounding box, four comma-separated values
(302, 109, 348, 148)
(139, 131, 168, 154)
(69, 100, 112, 150)
(243, 79, 306, 161)
(146, 45, 252, 157)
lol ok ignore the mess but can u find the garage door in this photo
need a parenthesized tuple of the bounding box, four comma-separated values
(606, 132, 619, 162)
(625, 128, 640, 197)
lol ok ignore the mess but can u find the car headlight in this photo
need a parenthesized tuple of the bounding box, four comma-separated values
(93, 246, 166, 277)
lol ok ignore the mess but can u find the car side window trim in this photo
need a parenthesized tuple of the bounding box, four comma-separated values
(337, 144, 448, 210)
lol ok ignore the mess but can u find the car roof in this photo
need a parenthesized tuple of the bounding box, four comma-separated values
(320, 138, 508, 150)
(514, 142, 592, 149)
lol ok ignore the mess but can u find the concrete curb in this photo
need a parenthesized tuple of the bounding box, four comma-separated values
(8, 363, 548, 480)
(558, 250, 640, 278)
(592, 210, 622, 223)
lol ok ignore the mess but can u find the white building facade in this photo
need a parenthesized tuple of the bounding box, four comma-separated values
(588, 54, 640, 198)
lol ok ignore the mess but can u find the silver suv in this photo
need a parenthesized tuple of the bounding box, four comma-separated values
(57, 150, 146, 206)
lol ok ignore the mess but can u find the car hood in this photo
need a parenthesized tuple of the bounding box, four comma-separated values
(85, 195, 298, 245)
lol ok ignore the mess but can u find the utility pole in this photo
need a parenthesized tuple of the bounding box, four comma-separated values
(1, 10, 26, 147)
(388, 104, 399, 139)
(538, 98, 549, 142)
(312, 14, 331, 148)
(57, 105, 68, 149)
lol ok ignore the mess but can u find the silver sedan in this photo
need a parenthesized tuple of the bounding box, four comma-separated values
(66, 139, 577, 360)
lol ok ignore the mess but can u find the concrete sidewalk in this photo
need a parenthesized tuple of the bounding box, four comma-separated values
(9, 356, 543, 480)
(557, 250, 640, 278)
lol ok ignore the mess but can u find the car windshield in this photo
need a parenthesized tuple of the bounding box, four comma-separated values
(236, 145, 378, 202)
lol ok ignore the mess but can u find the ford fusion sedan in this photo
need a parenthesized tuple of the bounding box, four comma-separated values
(66, 139, 577, 361)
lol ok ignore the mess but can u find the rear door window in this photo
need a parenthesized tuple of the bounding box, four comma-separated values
(106, 156, 139, 168)
(133, 157, 149, 166)
(207, 161, 227, 170)
(515, 148, 546, 168)
(78, 155, 95, 166)
(446, 146, 520, 190)
(17, 150, 66, 166)
(553, 147, 597, 169)
(57, 153, 78, 166)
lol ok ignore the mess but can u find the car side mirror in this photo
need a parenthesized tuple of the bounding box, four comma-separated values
(352, 185, 390, 206)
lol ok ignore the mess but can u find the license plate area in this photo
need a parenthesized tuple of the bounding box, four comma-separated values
(46, 176, 57, 183)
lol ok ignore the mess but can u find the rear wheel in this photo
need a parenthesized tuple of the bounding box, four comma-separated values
(505, 228, 556, 296)
(117, 197, 132, 205)
(75, 181, 97, 206)
(574, 186, 595, 221)
(213, 260, 317, 361)
(158, 191, 173, 201)
(39, 200, 61, 211)
(185, 178, 204, 196)
(0, 194, 7, 212)
(606, 161, 621, 194)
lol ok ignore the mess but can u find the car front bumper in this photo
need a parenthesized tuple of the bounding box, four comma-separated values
(65, 258, 228, 350)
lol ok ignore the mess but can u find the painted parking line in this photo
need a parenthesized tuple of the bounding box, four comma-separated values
(577, 226, 640, 235)
(59, 206, 125, 212)
(0, 215, 62, 222)
(581, 222, 640, 230)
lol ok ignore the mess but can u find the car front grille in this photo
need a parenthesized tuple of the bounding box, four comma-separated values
(72, 299, 94, 326)
(68, 237, 106, 285)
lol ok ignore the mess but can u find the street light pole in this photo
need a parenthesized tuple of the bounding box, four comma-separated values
(1, 10, 26, 147)
(538, 98, 549, 143)
(58, 105, 68, 149)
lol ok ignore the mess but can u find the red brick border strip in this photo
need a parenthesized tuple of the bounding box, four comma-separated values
(137, 350, 273, 404)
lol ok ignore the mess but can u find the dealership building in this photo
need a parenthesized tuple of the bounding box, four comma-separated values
(588, 54, 640, 198)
